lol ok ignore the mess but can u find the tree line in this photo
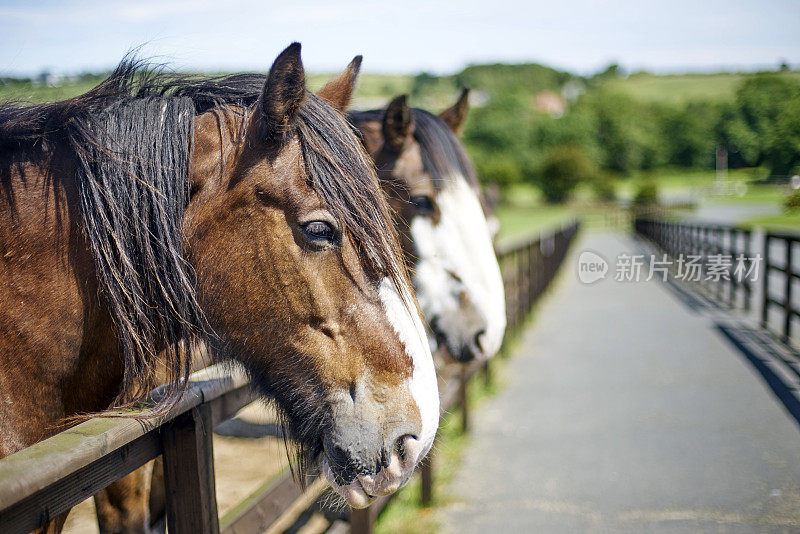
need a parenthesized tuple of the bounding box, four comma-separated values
(413, 63, 800, 202)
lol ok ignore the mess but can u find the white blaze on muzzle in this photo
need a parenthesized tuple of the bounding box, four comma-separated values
(322, 278, 438, 508)
(410, 177, 507, 359)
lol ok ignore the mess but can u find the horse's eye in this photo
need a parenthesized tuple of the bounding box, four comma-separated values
(301, 220, 339, 245)
(410, 195, 436, 215)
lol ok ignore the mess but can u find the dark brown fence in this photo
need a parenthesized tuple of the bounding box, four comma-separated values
(762, 232, 800, 341)
(634, 217, 754, 311)
(0, 221, 580, 534)
(634, 217, 800, 345)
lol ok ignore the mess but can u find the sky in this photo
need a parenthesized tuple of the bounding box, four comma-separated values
(1, 0, 798, 77)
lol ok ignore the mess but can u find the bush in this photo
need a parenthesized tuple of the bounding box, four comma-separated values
(632, 181, 659, 207)
(471, 153, 523, 186)
(592, 175, 617, 201)
(784, 188, 800, 210)
(537, 145, 596, 203)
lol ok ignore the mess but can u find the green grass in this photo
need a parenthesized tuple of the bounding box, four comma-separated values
(618, 167, 758, 194)
(0, 72, 422, 110)
(495, 203, 573, 240)
(0, 80, 99, 103)
(601, 70, 800, 105)
(610, 167, 788, 207)
(743, 212, 800, 229)
(709, 184, 786, 204)
(8, 66, 800, 111)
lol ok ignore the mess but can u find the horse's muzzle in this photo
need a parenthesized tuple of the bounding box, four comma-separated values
(321, 394, 426, 508)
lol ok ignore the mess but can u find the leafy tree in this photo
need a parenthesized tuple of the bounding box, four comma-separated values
(632, 181, 659, 207)
(575, 91, 665, 173)
(659, 102, 717, 168)
(536, 145, 596, 203)
(766, 94, 800, 175)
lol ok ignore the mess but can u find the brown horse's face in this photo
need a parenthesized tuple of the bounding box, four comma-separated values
(355, 95, 506, 364)
(183, 46, 437, 508)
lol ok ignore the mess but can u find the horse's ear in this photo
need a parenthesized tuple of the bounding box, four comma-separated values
(382, 95, 412, 152)
(439, 88, 470, 135)
(317, 55, 362, 112)
(257, 42, 306, 143)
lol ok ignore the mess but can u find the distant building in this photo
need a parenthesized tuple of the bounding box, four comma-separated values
(34, 71, 65, 87)
(533, 91, 566, 117)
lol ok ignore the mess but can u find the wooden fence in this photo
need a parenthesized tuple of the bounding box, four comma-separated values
(634, 217, 800, 344)
(0, 221, 580, 534)
(634, 217, 754, 311)
(761, 231, 800, 342)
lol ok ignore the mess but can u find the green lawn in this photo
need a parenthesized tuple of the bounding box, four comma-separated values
(600, 70, 800, 105)
(0, 80, 99, 103)
(741, 211, 800, 230)
(0, 72, 411, 103)
(495, 204, 573, 240)
(0, 71, 462, 116)
(710, 184, 786, 204)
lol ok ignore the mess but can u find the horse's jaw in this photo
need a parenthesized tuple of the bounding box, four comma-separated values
(411, 177, 507, 362)
(320, 278, 438, 508)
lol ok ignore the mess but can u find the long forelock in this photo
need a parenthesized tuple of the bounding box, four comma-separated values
(349, 108, 481, 192)
(295, 95, 409, 293)
(409, 108, 480, 190)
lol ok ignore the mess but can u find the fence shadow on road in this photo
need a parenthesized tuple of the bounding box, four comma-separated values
(636, 235, 800, 433)
(633, 216, 800, 440)
(717, 323, 800, 432)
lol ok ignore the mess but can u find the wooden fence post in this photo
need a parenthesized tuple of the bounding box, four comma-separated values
(784, 240, 793, 341)
(743, 229, 752, 311)
(420, 454, 434, 507)
(350, 508, 372, 534)
(162, 403, 220, 534)
(482, 358, 492, 388)
(459, 366, 469, 433)
(763, 234, 771, 329)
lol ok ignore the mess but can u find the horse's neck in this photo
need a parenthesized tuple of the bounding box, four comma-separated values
(0, 153, 124, 457)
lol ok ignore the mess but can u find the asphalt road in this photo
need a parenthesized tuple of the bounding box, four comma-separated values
(441, 231, 800, 533)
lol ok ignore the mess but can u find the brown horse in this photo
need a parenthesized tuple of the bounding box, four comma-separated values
(0, 42, 439, 532)
(104, 90, 507, 534)
(351, 92, 506, 363)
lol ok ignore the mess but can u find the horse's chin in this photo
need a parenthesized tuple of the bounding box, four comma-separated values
(320, 435, 423, 508)
(321, 458, 377, 509)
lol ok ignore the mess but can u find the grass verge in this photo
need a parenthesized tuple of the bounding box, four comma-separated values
(741, 211, 800, 230)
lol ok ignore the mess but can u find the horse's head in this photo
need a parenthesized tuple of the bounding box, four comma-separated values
(183, 44, 437, 507)
(352, 92, 506, 363)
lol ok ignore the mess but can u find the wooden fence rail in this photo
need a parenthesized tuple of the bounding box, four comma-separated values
(634, 217, 800, 344)
(0, 220, 580, 534)
(761, 231, 800, 342)
(634, 217, 754, 311)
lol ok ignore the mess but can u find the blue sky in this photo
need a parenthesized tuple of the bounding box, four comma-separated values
(1, 0, 798, 76)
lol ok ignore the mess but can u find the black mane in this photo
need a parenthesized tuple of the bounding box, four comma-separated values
(349, 107, 481, 190)
(0, 58, 406, 439)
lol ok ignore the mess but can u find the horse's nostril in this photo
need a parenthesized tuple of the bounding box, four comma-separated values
(474, 329, 487, 354)
(393, 433, 418, 463)
(395, 435, 407, 461)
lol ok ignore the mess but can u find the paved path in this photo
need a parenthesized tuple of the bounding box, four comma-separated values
(441, 231, 800, 533)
